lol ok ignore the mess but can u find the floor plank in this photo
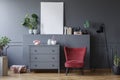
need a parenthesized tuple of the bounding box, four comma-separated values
(0, 69, 120, 80)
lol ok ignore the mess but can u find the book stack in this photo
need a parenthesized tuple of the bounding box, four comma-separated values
(64, 27, 72, 35)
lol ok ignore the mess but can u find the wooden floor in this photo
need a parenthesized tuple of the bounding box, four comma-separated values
(0, 69, 120, 80)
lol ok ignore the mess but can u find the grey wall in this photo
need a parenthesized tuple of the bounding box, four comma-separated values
(0, 0, 120, 68)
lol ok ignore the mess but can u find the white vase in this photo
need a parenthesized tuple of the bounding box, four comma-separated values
(47, 39, 51, 45)
(47, 39, 57, 45)
(29, 29, 33, 34)
(33, 29, 37, 35)
(51, 40, 57, 45)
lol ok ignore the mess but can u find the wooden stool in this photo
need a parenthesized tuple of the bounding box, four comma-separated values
(0, 56, 8, 76)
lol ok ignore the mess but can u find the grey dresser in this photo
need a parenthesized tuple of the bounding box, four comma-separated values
(0, 56, 8, 76)
(28, 45, 60, 72)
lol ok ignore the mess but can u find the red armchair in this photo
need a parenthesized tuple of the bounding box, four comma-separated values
(64, 46, 86, 75)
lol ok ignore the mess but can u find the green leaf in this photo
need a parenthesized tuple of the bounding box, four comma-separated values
(113, 54, 120, 66)
(0, 36, 11, 48)
(22, 13, 38, 29)
(84, 20, 90, 28)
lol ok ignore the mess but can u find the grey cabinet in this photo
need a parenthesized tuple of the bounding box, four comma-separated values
(28, 45, 60, 71)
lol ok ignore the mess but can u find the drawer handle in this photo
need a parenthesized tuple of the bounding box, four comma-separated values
(52, 64, 55, 67)
(35, 57, 37, 59)
(35, 65, 37, 67)
(52, 50, 55, 52)
(52, 57, 55, 59)
(34, 50, 37, 52)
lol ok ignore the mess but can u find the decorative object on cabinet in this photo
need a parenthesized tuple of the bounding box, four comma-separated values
(0, 36, 11, 56)
(96, 24, 104, 33)
(67, 27, 72, 35)
(64, 46, 86, 75)
(28, 45, 60, 72)
(33, 40, 40, 45)
(83, 20, 90, 29)
(73, 27, 82, 35)
(64, 27, 67, 35)
(33, 29, 37, 35)
(47, 39, 52, 45)
(74, 31, 82, 35)
(51, 40, 57, 45)
(64, 27, 72, 35)
(41, 2, 64, 34)
(22, 13, 38, 34)
(47, 35, 57, 45)
(47, 39, 57, 45)
(83, 20, 90, 34)
(0, 56, 8, 76)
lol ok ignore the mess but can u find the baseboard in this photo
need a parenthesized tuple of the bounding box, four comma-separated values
(13, 68, 112, 73)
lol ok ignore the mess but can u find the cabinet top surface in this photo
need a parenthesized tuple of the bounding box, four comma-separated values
(28, 44, 60, 46)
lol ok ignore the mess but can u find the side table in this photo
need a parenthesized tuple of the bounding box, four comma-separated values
(0, 56, 8, 76)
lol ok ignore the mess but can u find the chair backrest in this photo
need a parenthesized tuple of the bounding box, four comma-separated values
(64, 47, 86, 62)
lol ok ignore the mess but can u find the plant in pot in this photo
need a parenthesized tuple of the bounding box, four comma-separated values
(22, 13, 38, 34)
(112, 53, 120, 75)
(31, 14, 38, 35)
(0, 36, 11, 56)
(83, 20, 90, 34)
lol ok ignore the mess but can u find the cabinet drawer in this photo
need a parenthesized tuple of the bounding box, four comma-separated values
(30, 46, 58, 55)
(30, 62, 58, 69)
(31, 55, 58, 62)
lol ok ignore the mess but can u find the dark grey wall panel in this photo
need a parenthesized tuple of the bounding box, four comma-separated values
(0, 0, 120, 68)
(6, 42, 24, 67)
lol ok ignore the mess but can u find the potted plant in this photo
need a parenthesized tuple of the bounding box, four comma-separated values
(31, 14, 38, 35)
(112, 53, 120, 75)
(22, 13, 38, 34)
(0, 36, 11, 56)
(83, 20, 90, 34)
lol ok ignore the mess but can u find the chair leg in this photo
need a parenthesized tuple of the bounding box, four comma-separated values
(80, 68, 84, 75)
(66, 68, 69, 76)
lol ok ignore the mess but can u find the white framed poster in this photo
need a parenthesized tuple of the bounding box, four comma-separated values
(41, 2, 64, 34)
